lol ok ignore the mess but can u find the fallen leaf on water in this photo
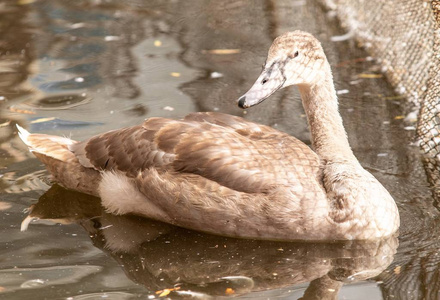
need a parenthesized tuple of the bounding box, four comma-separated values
(156, 287, 180, 297)
(394, 265, 401, 275)
(170, 72, 181, 77)
(18, 0, 36, 4)
(9, 107, 36, 115)
(202, 49, 241, 55)
(154, 40, 162, 47)
(30, 117, 57, 124)
(158, 289, 170, 297)
(0, 121, 10, 128)
(225, 288, 235, 295)
(394, 115, 404, 120)
(358, 73, 383, 79)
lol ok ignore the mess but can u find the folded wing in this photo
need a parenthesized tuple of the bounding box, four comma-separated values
(69, 112, 321, 193)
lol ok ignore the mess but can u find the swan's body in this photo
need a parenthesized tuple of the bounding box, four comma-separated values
(17, 31, 399, 241)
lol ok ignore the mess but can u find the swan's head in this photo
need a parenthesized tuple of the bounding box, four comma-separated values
(238, 31, 328, 108)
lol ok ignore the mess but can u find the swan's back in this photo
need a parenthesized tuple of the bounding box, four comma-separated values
(70, 112, 322, 194)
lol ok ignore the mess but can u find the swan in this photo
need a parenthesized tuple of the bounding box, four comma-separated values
(17, 31, 399, 241)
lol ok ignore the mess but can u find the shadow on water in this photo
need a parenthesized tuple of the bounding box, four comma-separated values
(0, 0, 439, 299)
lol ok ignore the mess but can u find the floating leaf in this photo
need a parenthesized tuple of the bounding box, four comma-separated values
(9, 106, 36, 114)
(203, 49, 241, 55)
(18, 0, 36, 4)
(159, 289, 170, 297)
(156, 287, 180, 297)
(0, 121, 10, 128)
(358, 73, 383, 79)
(30, 117, 57, 124)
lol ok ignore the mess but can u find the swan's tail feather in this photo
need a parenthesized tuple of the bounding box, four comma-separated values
(16, 125, 76, 162)
(16, 125, 101, 196)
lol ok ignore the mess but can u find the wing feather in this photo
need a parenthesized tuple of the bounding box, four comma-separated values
(69, 112, 321, 193)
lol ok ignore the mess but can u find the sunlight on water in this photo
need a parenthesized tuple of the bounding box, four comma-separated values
(0, 1, 438, 299)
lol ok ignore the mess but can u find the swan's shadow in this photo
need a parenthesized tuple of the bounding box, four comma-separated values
(24, 184, 398, 298)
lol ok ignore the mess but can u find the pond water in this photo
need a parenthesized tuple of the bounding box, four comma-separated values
(1, 1, 439, 299)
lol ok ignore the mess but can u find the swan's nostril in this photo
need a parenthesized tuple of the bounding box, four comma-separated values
(262, 78, 268, 84)
(237, 96, 247, 108)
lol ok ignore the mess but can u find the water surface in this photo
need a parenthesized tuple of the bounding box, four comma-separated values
(1, 1, 438, 299)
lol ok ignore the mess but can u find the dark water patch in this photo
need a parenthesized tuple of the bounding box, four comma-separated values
(123, 103, 149, 117)
(26, 94, 90, 110)
(51, 26, 108, 38)
(43, 43, 105, 61)
(45, 6, 115, 23)
(60, 63, 99, 74)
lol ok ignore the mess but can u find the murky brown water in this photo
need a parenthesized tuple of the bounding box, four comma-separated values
(1, 1, 438, 299)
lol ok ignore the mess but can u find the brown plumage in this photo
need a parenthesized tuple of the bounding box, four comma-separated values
(69, 113, 320, 194)
(17, 31, 399, 241)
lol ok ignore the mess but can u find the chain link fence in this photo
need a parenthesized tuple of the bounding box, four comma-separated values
(318, 0, 440, 205)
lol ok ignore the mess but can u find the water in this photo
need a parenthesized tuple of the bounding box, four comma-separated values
(0, 1, 438, 299)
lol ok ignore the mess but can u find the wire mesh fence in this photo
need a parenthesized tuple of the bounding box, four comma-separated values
(318, 0, 440, 205)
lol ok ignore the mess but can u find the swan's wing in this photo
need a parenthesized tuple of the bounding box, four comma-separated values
(70, 112, 321, 193)
(174, 113, 322, 193)
(69, 117, 176, 177)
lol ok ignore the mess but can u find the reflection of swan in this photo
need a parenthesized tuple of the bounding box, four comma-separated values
(17, 31, 399, 241)
(23, 185, 398, 299)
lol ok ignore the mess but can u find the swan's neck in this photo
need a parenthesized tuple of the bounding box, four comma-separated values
(298, 72, 356, 162)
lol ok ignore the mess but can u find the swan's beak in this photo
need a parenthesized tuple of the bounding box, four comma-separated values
(237, 63, 285, 109)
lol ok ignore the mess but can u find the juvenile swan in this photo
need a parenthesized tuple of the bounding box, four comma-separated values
(17, 31, 399, 241)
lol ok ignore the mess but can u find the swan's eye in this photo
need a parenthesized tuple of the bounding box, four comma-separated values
(287, 51, 299, 61)
(262, 78, 268, 84)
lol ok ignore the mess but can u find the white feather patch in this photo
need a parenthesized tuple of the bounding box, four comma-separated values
(99, 171, 170, 221)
